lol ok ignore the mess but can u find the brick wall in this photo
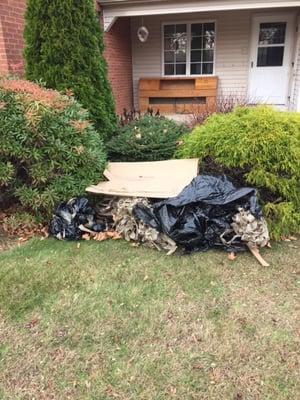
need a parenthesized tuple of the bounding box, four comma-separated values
(103, 17, 134, 114)
(0, 0, 26, 75)
(0, 1, 134, 114)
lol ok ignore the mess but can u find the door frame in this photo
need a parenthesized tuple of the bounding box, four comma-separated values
(248, 12, 296, 105)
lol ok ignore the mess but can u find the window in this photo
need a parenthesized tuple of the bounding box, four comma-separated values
(257, 22, 286, 67)
(163, 22, 215, 76)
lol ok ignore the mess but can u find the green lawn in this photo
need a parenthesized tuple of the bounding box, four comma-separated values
(0, 239, 299, 399)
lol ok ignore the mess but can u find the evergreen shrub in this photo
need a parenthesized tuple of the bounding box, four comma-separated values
(177, 106, 300, 239)
(24, 0, 116, 140)
(107, 114, 189, 162)
(0, 78, 106, 218)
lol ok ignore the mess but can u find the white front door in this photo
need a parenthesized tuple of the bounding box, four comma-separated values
(248, 15, 294, 105)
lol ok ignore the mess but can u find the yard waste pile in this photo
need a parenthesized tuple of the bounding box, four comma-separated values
(132, 175, 269, 253)
(49, 198, 105, 240)
(111, 197, 177, 253)
(49, 174, 270, 263)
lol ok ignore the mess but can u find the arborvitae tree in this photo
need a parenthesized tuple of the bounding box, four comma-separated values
(24, 0, 116, 140)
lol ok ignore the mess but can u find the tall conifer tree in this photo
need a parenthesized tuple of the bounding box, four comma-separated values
(24, 0, 116, 140)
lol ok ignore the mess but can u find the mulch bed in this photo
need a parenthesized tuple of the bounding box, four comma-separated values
(0, 208, 48, 251)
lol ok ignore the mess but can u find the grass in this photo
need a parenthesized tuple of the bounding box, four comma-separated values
(0, 238, 299, 399)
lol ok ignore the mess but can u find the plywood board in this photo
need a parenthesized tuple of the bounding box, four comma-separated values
(86, 159, 199, 198)
(140, 89, 216, 97)
(195, 77, 218, 90)
(139, 77, 218, 114)
(139, 79, 160, 91)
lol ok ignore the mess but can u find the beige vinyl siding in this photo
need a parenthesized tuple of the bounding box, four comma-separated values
(131, 15, 162, 107)
(214, 11, 251, 96)
(131, 10, 252, 107)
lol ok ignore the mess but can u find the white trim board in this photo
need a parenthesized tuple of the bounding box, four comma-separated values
(101, 0, 300, 31)
(293, 15, 300, 111)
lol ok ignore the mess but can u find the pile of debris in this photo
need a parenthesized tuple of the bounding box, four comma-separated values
(49, 162, 270, 266)
(49, 196, 177, 254)
(109, 197, 176, 254)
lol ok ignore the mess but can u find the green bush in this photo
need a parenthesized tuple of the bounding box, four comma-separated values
(24, 0, 116, 141)
(107, 115, 189, 162)
(177, 106, 300, 239)
(0, 78, 106, 218)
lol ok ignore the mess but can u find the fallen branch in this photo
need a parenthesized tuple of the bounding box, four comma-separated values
(247, 244, 270, 267)
(78, 224, 96, 235)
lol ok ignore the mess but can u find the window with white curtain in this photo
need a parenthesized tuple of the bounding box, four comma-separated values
(163, 22, 216, 76)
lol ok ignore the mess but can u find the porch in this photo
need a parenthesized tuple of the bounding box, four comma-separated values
(99, 0, 300, 114)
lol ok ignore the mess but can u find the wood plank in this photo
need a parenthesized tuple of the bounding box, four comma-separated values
(175, 103, 209, 114)
(139, 97, 149, 108)
(247, 244, 270, 267)
(139, 79, 160, 90)
(140, 104, 175, 114)
(160, 79, 195, 90)
(139, 77, 217, 115)
(206, 97, 217, 109)
(140, 89, 216, 97)
(146, 104, 175, 113)
(195, 77, 218, 90)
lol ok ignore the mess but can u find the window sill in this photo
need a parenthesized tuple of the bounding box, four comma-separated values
(161, 74, 217, 78)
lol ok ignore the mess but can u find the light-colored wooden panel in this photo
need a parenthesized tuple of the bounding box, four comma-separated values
(146, 104, 175, 113)
(160, 79, 196, 90)
(140, 89, 217, 98)
(175, 104, 207, 114)
(139, 79, 160, 90)
(139, 97, 150, 107)
(195, 77, 218, 90)
(206, 97, 217, 109)
(139, 76, 218, 113)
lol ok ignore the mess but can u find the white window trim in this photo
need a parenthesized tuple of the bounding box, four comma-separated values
(161, 19, 217, 77)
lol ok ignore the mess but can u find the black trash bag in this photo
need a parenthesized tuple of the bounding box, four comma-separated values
(133, 175, 263, 252)
(49, 197, 105, 240)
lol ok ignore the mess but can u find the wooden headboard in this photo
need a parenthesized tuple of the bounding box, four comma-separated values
(139, 76, 218, 114)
